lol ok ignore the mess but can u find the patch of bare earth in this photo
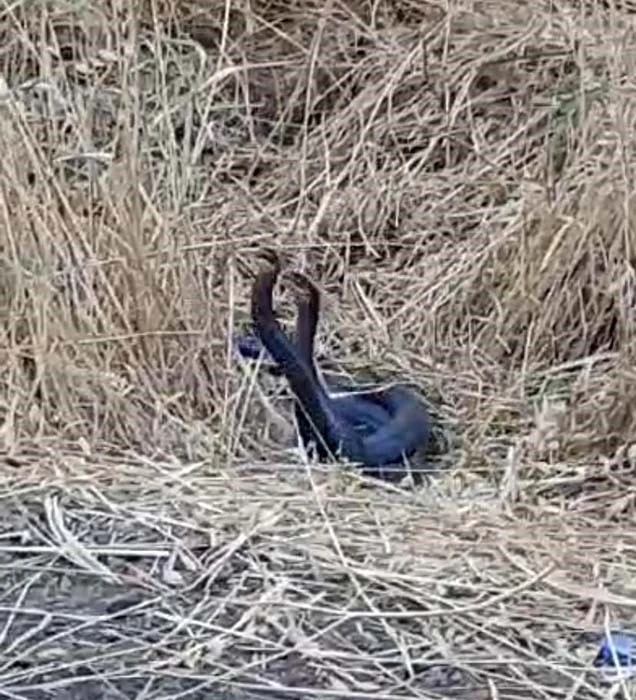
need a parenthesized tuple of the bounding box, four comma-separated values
(1, 0, 636, 697)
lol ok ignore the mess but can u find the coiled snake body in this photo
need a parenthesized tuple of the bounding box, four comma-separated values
(236, 259, 431, 480)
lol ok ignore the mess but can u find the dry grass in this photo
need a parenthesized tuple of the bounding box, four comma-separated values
(1, 0, 636, 697)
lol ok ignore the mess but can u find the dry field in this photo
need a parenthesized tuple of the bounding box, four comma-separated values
(1, 0, 636, 698)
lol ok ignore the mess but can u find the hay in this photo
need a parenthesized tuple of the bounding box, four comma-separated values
(1, 0, 636, 697)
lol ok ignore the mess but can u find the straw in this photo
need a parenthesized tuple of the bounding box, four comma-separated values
(0, 0, 635, 697)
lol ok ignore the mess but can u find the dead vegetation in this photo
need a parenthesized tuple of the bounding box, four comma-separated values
(1, 0, 636, 697)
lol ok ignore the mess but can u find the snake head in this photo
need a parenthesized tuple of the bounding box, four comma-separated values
(285, 270, 321, 307)
(258, 246, 283, 274)
(285, 270, 310, 301)
(235, 246, 283, 280)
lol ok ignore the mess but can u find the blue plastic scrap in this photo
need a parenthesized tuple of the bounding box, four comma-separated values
(594, 631, 636, 681)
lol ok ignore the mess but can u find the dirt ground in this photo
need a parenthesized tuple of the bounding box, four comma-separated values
(1, 0, 636, 698)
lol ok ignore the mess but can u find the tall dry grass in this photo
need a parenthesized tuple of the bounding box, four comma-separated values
(0, 1, 636, 697)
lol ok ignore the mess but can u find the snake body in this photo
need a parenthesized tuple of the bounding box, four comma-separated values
(237, 260, 431, 480)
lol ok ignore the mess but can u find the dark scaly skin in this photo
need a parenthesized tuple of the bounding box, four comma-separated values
(251, 265, 365, 462)
(234, 328, 385, 430)
(249, 260, 431, 479)
(287, 271, 431, 478)
(289, 271, 396, 437)
(234, 252, 393, 433)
